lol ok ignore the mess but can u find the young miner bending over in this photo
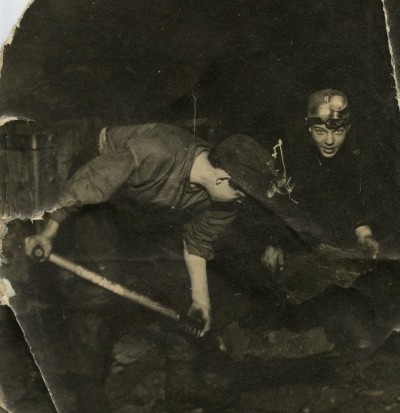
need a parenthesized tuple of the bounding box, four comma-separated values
(25, 123, 297, 334)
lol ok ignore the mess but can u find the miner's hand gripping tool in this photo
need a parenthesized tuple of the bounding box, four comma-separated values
(32, 246, 227, 354)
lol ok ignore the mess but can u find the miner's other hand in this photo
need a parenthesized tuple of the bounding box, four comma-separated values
(358, 235, 380, 259)
(261, 245, 285, 273)
(187, 300, 211, 337)
(24, 234, 53, 260)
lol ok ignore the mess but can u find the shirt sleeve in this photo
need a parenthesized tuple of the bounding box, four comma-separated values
(51, 151, 135, 222)
(182, 205, 238, 260)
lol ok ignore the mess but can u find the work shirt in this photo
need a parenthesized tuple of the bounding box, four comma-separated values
(51, 123, 238, 260)
(284, 135, 370, 248)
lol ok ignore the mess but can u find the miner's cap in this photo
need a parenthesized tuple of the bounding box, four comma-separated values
(307, 89, 350, 130)
(215, 134, 320, 246)
(214, 134, 277, 205)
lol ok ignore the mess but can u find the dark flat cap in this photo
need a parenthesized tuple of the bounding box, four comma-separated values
(215, 134, 278, 204)
(215, 134, 320, 247)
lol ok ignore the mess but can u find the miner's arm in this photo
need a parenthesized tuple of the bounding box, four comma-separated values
(183, 243, 211, 336)
(25, 151, 135, 258)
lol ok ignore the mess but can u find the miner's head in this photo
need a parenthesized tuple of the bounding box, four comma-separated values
(306, 89, 351, 158)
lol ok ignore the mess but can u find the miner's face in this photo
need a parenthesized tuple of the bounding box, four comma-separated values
(209, 175, 245, 203)
(309, 124, 349, 158)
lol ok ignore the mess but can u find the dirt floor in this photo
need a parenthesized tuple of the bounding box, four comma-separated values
(2, 219, 400, 413)
(2, 304, 400, 413)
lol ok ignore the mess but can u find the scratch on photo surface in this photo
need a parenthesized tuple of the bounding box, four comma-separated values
(0, 219, 60, 412)
(0, 221, 13, 306)
(0, 222, 59, 412)
(0, 278, 15, 307)
(0, 384, 11, 413)
(192, 90, 197, 138)
(7, 304, 61, 412)
(0, 227, 12, 304)
(382, 0, 400, 111)
(229, 51, 257, 69)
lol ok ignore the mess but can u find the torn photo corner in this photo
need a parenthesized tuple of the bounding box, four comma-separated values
(2, 1, 400, 412)
(0, 278, 15, 306)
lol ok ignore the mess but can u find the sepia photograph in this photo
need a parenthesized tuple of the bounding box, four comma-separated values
(1, 1, 400, 412)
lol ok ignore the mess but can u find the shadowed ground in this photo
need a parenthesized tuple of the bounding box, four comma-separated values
(2, 217, 400, 413)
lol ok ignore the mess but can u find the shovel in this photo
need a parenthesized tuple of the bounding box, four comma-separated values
(32, 246, 227, 354)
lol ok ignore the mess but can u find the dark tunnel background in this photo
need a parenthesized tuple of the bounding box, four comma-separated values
(2, 3, 400, 412)
(0, 0, 399, 222)
(0, 0, 397, 129)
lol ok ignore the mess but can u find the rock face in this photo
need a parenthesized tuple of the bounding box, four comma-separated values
(0, 307, 55, 413)
(255, 327, 335, 359)
(1, 1, 400, 412)
(2, 237, 400, 413)
(0, 0, 397, 145)
(106, 333, 166, 413)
